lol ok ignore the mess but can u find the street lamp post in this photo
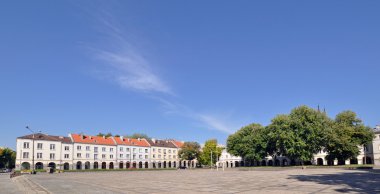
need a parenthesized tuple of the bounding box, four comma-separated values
(210, 151, 213, 170)
(25, 126, 38, 174)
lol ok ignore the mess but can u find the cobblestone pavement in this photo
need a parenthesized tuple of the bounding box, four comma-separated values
(8, 168, 380, 194)
(0, 173, 22, 194)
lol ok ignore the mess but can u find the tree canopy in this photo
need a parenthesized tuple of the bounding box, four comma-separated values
(227, 123, 267, 161)
(226, 105, 374, 165)
(0, 148, 16, 169)
(96, 133, 113, 138)
(178, 142, 201, 161)
(199, 139, 223, 166)
(124, 133, 150, 139)
(324, 111, 374, 164)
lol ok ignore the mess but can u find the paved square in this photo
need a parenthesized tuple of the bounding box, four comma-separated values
(9, 168, 380, 194)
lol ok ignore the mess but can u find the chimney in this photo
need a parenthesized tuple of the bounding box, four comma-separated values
(138, 138, 141, 141)
(81, 135, 83, 140)
(59, 136, 64, 139)
(120, 136, 123, 141)
(128, 138, 130, 142)
(152, 138, 156, 143)
(103, 135, 105, 139)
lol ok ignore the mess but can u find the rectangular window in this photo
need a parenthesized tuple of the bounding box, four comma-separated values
(153, 154, 156, 158)
(110, 148, 113, 152)
(94, 147, 98, 153)
(153, 148, 156, 152)
(23, 142, 29, 149)
(102, 154, 106, 159)
(23, 152, 29, 159)
(169, 155, 172, 159)
(158, 149, 161, 153)
(145, 149, 148, 153)
(173, 155, 176, 159)
(133, 154, 136, 159)
(64, 146, 70, 151)
(120, 154, 123, 158)
(77, 146, 81, 151)
(86, 153, 90, 158)
(37, 153, 42, 159)
(139, 155, 142, 159)
(139, 148, 142, 153)
(86, 146, 90, 151)
(133, 148, 136, 152)
(126, 148, 130, 152)
(168, 149, 171, 153)
(145, 155, 148, 159)
(50, 144, 55, 150)
(94, 154, 98, 160)
(164, 149, 167, 154)
(110, 155, 113, 159)
(126, 154, 130, 158)
(77, 153, 82, 158)
(102, 147, 106, 152)
(173, 150, 176, 154)
(64, 154, 69, 159)
(50, 153, 55, 160)
(158, 154, 161, 159)
(120, 147, 123, 152)
(37, 143, 43, 150)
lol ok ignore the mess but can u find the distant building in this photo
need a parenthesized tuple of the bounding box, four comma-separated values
(218, 148, 242, 168)
(145, 138, 179, 168)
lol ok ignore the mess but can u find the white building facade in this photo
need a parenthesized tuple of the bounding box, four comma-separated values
(16, 133, 73, 171)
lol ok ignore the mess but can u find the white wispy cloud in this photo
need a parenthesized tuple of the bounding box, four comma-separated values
(88, 9, 172, 95)
(197, 114, 236, 134)
(87, 6, 239, 135)
(155, 97, 237, 134)
(95, 50, 172, 94)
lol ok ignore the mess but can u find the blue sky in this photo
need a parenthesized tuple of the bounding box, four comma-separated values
(1, 1, 379, 149)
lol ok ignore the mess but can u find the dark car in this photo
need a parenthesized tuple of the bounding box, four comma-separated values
(178, 166, 187, 169)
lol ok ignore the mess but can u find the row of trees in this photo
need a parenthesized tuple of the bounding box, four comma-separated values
(227, 106, 374, 165)
(0, 147, 16, 169)
(178, 139, 223, 166)
(96, 133, 150, 139)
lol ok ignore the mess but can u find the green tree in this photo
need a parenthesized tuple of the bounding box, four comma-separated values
(266, 106, 332, 164)
(178, 142, 201, 161)
(96, 133, 113, 137)
(124, 133, 150, 139)
(227, 123, 267, 162)
(266, 115, 297, 164)
(0, 148, 16, 169)
(199, 139, 223, 166)
(288, 106, 332, 163)
(324, 111, 374, 164)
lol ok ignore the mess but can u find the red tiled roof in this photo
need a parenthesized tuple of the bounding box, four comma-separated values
(70, 134, 116, 145)
(172, 140, 184, 148)
(114, 137, 150, 147)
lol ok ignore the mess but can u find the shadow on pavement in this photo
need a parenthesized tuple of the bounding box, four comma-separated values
(288, 169, 380, 194)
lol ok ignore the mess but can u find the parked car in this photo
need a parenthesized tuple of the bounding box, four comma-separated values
(1, 168, 11, 173)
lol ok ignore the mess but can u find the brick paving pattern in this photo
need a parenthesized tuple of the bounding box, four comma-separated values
(6, 168, 380, 194)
